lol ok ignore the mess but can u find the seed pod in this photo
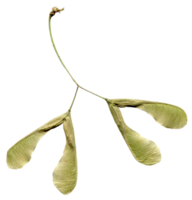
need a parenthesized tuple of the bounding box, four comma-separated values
(108, 102, 161, 165)
(53, 113, 77, 195)
(7, 112, 69, 169)
(107, 99, 187, 129)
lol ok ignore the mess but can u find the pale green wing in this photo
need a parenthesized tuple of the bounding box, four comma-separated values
(107, 99, 187, 129)
(5, 131, 47, 172)
(137, 103, 187, 129)
(108, 103, 161, 165)
(53, 113, 77, 195)
(7, 112, 69, 169)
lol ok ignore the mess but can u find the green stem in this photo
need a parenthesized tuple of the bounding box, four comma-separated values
(48, 15, 108, 101)
(67, 86, 79, 112)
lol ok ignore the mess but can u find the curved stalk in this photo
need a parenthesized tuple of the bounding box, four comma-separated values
(48, 14, 108, 101)
(67, 86, 79, 112)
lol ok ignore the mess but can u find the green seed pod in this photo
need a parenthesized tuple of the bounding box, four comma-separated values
(107, 96, 188, 131)
(5, 111, 67, 172)
(106, 102, 162, 168)
(53, 113, 77, 195)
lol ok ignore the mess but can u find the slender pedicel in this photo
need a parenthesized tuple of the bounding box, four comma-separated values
(67, 86, 79, 112)
(48, 9, 108, 101)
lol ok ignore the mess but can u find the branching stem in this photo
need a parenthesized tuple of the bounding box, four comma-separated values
(48, 14, 108, 101)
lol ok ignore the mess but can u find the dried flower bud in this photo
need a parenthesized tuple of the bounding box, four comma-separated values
(49, 4, 66, 18)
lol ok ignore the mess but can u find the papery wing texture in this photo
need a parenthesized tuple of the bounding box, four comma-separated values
(137, 104, 188, 131)
(53, 113, 77, 195)
(108, 103, 161, 165)
(7, 130, 45, 169)
(7, 112, 69, 169)
(107, 99, 187, 129)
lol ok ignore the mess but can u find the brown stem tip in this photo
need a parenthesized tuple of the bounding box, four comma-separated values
(49, 4, 66, 19)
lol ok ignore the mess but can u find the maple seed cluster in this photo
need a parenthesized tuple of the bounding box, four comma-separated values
(49, 4, 66, 19)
